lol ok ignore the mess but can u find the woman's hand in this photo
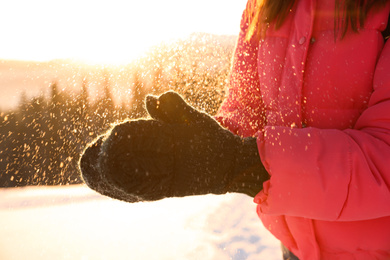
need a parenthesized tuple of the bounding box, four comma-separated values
(79, 91, 269, 202)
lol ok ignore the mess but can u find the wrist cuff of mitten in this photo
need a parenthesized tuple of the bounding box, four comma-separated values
(227, 137, 269, 197)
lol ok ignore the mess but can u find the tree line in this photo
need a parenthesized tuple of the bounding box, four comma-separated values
(0, 33, 236, 187)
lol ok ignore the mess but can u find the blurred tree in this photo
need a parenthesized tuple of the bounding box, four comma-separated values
(131, 70, 147, 118)
(151, 64, 164, 95)
(95, 71, 115, 128)
(0, 111, 19, 186)
(0, 32, 236, 187)
(79, 77, 90, 120)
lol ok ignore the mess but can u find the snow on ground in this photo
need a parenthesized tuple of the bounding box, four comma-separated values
(0, 185, 280, 260)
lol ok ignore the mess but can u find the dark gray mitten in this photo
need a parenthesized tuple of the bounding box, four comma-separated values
(79, 91, 269, 202)
(144, 91, 269, 197)
(80, 135, 145, 202)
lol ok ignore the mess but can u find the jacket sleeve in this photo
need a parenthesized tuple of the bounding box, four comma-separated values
(215, 7, 265, 138)
(255, 40, 390, 221)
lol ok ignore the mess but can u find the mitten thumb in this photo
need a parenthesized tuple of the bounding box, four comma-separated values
(145, 91, 201, 124)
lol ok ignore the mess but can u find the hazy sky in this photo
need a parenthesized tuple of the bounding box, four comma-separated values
(0, 0, 247, 64)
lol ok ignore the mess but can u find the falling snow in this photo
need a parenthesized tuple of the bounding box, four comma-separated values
(0, 33, 237, 187)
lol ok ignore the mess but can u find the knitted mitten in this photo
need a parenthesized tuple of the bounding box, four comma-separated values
(79, 91, 269, 202)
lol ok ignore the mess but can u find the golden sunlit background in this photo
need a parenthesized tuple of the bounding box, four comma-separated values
(0, 0, 247, 186)
(0, 0, 247, 109)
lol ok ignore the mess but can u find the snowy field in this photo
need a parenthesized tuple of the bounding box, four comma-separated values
(0, 185, 280, 260)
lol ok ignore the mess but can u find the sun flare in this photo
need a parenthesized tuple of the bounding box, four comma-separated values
(0, 0, 246, 65)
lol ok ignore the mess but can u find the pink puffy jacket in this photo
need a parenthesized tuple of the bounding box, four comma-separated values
(216, 0, 390, 259)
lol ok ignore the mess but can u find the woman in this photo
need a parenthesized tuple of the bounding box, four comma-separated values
(79, 0, 390, 259)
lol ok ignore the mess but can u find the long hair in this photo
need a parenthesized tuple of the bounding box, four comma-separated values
(245, 0, 389, 41)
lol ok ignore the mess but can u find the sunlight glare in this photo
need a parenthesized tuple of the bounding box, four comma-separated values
(0, 0, 246, 65)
